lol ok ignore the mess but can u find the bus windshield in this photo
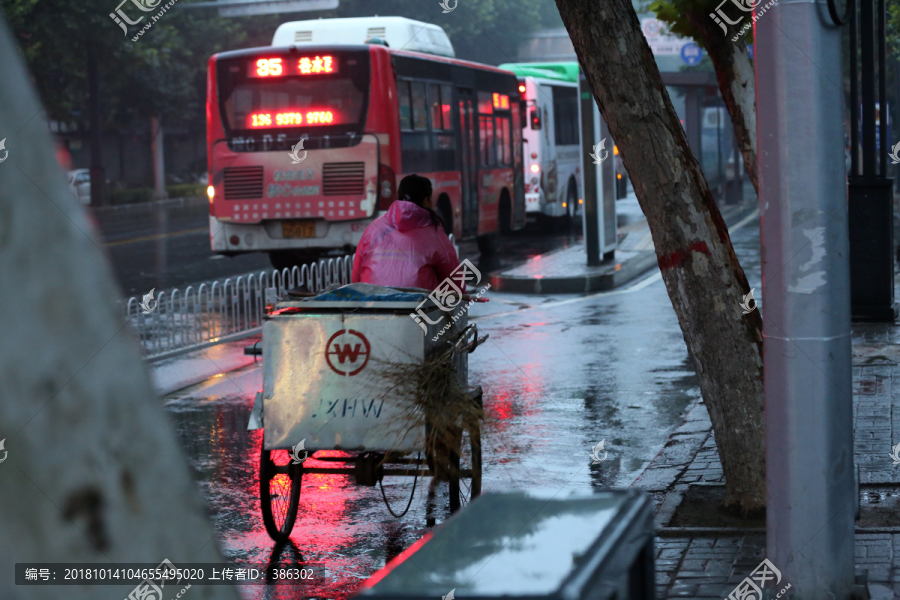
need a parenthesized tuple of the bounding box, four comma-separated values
(216, 49, 370, 146)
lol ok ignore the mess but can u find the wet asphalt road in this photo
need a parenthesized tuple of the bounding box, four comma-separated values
(90, 200, 585, 298)
(158, 208, 762, 599)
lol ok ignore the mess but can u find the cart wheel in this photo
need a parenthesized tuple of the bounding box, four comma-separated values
(449, 423, 482, 513)
(259, 441, 302, 543)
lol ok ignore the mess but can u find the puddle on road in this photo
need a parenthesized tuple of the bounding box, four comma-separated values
(166, 388, 471, 600)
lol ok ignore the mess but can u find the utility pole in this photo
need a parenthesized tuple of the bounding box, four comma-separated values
(151, 116, 168, 200)
(757, 0, 856, 597)
(580, 72, 601, 266)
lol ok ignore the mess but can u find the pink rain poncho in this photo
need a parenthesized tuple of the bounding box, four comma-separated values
(351, 200, 462, 292)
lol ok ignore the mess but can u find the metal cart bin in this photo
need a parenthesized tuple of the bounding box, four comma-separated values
(249, 284, 487, 542)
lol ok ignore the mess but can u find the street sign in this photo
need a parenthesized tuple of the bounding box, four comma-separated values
(180, 0, 338, 17)
(640, 17, 692, 55)
(681, 42, 703, 66)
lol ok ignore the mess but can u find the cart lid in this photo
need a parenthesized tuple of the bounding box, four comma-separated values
(276, 283, 430, 310)
(309, 283, 427, 302)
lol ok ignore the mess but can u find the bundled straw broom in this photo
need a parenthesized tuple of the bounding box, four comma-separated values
(375, 348, 485, 480)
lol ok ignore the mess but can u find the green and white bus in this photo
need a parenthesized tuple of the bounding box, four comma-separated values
(499, 61, 626, 224)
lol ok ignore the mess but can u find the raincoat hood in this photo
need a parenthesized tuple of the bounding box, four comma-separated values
(386, 200, 434, 232)
(350, 200, 461, 292)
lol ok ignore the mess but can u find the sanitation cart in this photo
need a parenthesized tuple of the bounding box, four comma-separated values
(248, 284, 487, 542)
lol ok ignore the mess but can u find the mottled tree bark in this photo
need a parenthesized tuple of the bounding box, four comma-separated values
(555, 0, 765, 512)
(686, 13, 758, 194)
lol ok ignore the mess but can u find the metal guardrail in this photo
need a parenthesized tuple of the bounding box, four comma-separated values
(128, 233, 457, 362)
(127, 255, 354, 362)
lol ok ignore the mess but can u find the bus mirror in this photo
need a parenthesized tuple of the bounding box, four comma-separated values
(530, 107, 542, 130)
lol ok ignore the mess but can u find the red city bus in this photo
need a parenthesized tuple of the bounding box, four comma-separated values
(206, 42, 526, 269)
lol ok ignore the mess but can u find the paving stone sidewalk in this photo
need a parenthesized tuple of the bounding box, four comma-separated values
(631, 321, 900, 599)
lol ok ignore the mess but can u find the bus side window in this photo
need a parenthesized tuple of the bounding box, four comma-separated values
(552, 86, 579, 145)
(496, 116, 511, 166)
(400, 79, 432, 172)
(479, 116, 495, 167)
(429, 83, 442, 131)
(520, 100, 528, 130)
(440, 84, 453, 130)
(432, 84, 456, 171)
(398, 80, 412, 130)
(411, 82, 428, 130)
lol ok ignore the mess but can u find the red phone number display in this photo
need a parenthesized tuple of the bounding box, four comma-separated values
(248, 56, 337, 78)
(248, 111, 337, 128)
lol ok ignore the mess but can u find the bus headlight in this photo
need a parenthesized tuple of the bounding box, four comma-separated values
(529, 164, 540, 173)
(207, 185, 215, 202)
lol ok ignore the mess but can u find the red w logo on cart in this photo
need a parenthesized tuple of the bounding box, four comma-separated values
(325, 329, 371, 376)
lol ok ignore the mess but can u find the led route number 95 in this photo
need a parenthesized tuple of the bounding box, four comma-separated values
(249, 111, 335, 128)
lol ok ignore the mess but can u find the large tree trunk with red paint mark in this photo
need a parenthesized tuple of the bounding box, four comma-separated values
(555, 0, 765, 512)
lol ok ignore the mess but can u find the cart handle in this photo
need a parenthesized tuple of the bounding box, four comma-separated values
(466, 334, 489, 354)
(453, 325, 478, 353)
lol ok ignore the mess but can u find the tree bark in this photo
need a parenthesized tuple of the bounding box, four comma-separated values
(686, 13, 759, 194)
(555, 0, 766, 512)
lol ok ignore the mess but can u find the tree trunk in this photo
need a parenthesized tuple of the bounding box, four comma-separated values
(555, 0, 766, 513)
(686, 13, 759, 195)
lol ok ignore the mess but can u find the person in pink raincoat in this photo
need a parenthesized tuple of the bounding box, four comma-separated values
(351, 174, 462, 292)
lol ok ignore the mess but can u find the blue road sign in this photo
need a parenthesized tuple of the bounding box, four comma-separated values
(681, 42, 703, 66)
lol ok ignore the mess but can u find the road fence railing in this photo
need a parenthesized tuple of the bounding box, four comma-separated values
(126, 255, 354, 362)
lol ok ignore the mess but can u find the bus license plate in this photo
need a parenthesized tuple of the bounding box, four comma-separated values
(282, 220, 316, 238)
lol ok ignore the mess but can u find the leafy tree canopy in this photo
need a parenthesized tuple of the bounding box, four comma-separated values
(2, 0, 562, 130)
(649, 0, 752, 47)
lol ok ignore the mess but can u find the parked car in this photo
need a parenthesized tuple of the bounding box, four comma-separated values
(67, 169, 90, 204)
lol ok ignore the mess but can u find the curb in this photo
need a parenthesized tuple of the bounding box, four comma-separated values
(490, 250, 659, 294)
(150, 335, 261, 396)
(490, 202, 758, 295)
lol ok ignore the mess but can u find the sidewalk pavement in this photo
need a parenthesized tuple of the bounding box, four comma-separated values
(490, 194, 758, 294)
(633, 320, 900, 599)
